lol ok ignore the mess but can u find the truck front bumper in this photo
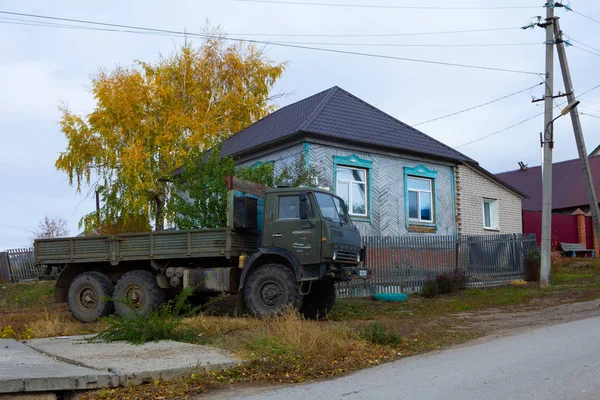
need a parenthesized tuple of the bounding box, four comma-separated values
(341, 266, 373, 281)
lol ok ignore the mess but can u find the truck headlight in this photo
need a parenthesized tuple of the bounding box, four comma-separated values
(332, 250, 337, 261)
(356, 253, 361, 263)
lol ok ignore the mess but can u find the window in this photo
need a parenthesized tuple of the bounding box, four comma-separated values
(483, 198, 499, 230)
(278, 196, 300, 219)
(407, 176, 433, 223)
(278, 195, 313, 220)
(336, 166, 368, 216)
(315, 192, 351, 224)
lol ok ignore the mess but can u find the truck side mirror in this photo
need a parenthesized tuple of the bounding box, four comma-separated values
(299, 192, 307, 219)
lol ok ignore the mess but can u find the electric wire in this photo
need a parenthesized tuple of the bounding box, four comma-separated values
(0, 19, 540, 48)
(413, 83, 543, 127)
(0, 222, 35, 234)
(0, 10, 543, 75)
(235, 0, 540, 10)
(454, 84, 600, 149)
(0, 16, 524, 38)
(454, 112, 544, 149)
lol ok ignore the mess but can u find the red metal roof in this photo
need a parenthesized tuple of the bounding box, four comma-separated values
(495, 156, 600, 211)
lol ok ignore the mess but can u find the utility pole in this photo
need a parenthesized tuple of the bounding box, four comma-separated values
(539, 3, 555, 287)
(554, 18, 600, 254)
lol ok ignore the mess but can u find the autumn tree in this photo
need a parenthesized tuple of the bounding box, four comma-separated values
(33, 215, 69, 240)
(57, 36, 286, 232)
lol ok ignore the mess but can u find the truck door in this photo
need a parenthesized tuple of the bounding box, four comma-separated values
(267, 193, 321, 265)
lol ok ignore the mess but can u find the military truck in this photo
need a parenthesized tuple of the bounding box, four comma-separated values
(34, 177, 364, 322)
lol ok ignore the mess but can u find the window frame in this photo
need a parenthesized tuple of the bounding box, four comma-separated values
(404, 165, 438, 229)
(407, 176, 434, 223)
(336, 166, 368, 217)
(333, 154, 373, 222)
(482, 198, 499, 230)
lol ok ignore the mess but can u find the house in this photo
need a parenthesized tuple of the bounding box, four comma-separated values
(496, 156, 600, 215)
(495, 155, 600, 254)
(215, 86, 524, 237)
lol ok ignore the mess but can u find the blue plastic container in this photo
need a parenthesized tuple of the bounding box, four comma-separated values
(371, 293, 409, 302)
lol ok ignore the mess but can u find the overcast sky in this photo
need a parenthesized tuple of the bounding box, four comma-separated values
(1, 0, 599, 249)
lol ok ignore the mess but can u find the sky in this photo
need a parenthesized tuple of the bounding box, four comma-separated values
(1, 0, 599, 250)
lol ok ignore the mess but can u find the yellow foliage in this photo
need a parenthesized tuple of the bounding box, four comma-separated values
(56, 34, 286, 231)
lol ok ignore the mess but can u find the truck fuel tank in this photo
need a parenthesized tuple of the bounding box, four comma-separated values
(183, 267, 240, 294)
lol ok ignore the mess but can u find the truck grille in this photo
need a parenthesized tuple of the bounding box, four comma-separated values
(336, 249, 358, 264)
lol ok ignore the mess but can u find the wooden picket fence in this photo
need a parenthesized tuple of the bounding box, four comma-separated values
(0, 248, 54, 283)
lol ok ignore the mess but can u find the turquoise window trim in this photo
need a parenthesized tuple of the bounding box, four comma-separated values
(450, 167, 457, 238)
(333, 154, 373, 222)
(250, 160, 273, 169)
(404, 165, 438, 229)
(304, 142, 310, 171)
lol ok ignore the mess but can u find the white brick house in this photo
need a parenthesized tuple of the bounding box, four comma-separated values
(456, 164, 523, 235)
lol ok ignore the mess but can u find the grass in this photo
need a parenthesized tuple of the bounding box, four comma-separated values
(3, 257, 600, 399)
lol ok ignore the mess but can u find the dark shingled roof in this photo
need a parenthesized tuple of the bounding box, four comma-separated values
(221, 86, 472, 162)
(495, 156, 600, 211)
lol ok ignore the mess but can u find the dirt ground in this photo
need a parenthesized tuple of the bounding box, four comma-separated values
(194, 297, 600, 399)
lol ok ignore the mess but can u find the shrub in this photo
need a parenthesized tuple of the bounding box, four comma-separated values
(359, 322, 402, 346)
(435, 271, 466, 294)
(526, 247, 541, 282)
(93, 288, 203, 345)
(421, 279, 439, 298)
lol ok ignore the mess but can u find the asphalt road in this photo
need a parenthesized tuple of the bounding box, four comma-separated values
(231, 316, 600, 400)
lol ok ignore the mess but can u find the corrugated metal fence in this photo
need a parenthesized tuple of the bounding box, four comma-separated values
(336, 234, 536, 298)
(0, 248, 52, 283)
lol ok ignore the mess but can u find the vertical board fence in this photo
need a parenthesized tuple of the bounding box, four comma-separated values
(337, 234, 536, 298)
(3, 248, 51, 283)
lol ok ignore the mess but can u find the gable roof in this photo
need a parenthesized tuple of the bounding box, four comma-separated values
(495, 156, 600, 211)
(221, 86, 472, 163)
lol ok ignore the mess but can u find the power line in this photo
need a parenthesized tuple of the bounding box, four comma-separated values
(0, 16, 523, 38)
(570, 38, 600, 55)
(454, 84, 600, 149)
(571, 45, 600, 57)
(580, 112, 600, 119)
(0, 19, 539, 48)
(571, 9, 600, 26)
(454, 112, 544, 149)
(236, 0, 540, 10)
(0, 222, 35, 234)
(227, 27, 523, 38)
(0, 10, 543, 75)
(252, 40, 541, 48)
(413, 82, 543, 127)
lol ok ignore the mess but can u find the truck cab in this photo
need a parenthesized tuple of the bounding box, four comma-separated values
(262, 187, 361, 274)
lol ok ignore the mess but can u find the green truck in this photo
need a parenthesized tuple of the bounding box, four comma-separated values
(34, 177, 365, 322)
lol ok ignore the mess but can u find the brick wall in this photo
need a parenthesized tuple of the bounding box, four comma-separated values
(456, 165, 523, 235)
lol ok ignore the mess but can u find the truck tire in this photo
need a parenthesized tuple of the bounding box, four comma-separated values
(113, 270, 166, 318)
(300, 281, 336, 320)
(244, 264, 302, 318)
(67, 271, 114, 322)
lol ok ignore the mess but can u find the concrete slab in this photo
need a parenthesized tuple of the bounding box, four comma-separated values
(0, 339, 116, 393)
(27, 335, 238, 385)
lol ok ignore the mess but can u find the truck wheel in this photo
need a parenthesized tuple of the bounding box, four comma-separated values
(300, 281, 336, 320)
(67, 271, 114, 322)
(244, 264, 302, 318)
(113, 270, 166, 318)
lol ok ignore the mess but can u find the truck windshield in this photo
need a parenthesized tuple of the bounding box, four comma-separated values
(314, 192, 351, 224)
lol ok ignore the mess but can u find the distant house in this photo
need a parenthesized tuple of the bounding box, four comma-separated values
(591, 144, 600, 158)
(496, 155, 600, 215)
(210, 86, 525, 237)
(496, 155, 600, 253)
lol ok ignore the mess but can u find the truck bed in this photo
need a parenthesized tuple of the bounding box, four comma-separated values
(35, 228, 258, 266)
